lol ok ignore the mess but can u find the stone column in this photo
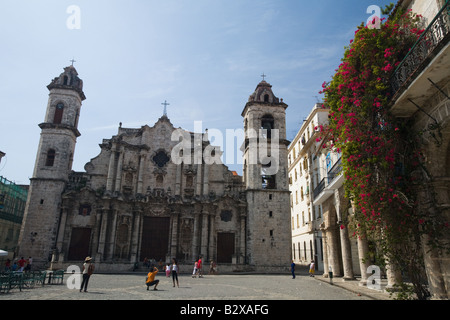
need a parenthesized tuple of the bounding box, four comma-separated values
(209, 213, 216, 261)
(322, 229, 330, 278)
(357, 231, 371, 286)
(203, 164, 209, 196)
(422, 178, 450, 299)
(130, 210, 141, 262)
(191, 212, 200, 261)
(422, 237, 448, 299)
(335, 189, 354, 280)
(200, 212, 209, 259)
(170, 213, 179, 259)
(55, 206, 68, 261)
(96, 209, 109, 262)
(106, 149, 116, 192)
(239, 209, 246, 264)
(114, 149, 124, 193)
(106, 210, 118, 260)
(175, 164, 182, 196)
(328, 226, 342, 276)
(196, 163, 202, 196)
(136, 154, 146, 194)
(385, 259, 402, 290)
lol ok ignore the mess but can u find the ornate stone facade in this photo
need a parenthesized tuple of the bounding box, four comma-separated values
(17, 68, 292, 273)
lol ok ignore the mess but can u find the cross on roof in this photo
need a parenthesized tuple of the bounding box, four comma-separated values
(261, 73, 267, 81)
(70, 58, 76, 66)
(161, 100, 170, 116)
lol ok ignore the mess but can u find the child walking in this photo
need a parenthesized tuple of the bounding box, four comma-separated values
(165, 263, 171, 277)
(192, 260, 198, 278)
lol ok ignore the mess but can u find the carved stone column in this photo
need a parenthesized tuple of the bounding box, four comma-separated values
(170, 213, 179, 259)
(200, 212, 209, 259)
(96, 208, 109, 262)
(191, 212, 200, 261)
(130, 209, 142, 262)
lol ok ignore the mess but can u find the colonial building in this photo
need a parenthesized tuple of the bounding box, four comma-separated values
(17, 67, 292, 273)
(388, 0, 450, 299)
(288, 103, 329, 272)
(0, 176, 28, 261)
(311, 0, 450, 299)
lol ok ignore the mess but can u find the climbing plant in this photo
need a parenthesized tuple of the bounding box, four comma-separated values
(319, 5, 448, 299)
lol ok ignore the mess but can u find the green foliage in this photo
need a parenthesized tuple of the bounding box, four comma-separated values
(319, 7, 448, 299)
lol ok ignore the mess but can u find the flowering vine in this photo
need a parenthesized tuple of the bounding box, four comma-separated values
(319, 7, 448, 299)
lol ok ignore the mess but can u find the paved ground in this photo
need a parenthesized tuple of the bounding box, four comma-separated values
(0, 270, 392, 301)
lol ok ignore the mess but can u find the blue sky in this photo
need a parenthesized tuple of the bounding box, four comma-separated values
(0, 0, 393, 184)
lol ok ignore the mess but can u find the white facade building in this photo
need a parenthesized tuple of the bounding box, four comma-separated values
(288, 103, 329, 272)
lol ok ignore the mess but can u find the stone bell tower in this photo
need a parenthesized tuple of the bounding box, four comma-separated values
(242, 78, 291, 271)
(18, 65, 86, 268)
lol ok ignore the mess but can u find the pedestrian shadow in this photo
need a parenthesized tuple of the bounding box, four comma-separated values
(83, 291, 104, 295)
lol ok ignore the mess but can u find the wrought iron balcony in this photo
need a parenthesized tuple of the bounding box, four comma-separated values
(312, 156, 344, 205)
(313, 177, 326, 200)
(391, 2, 450, 102)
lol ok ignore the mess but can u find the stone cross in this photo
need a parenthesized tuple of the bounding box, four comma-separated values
(162, 100, 170, 116)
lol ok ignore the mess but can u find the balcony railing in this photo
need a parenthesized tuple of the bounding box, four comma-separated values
(312, 157, 343, 200)
(391, 2, 450, 101)
(313, 177, 326, 200)
(328, 157, 342, 182)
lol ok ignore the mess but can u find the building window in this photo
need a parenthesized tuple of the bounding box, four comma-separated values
(304, 242, 307, 260)
(261, 114, 274, 139)
(293, 244, 296, 260)
(45, 149, 56, 167)
(54, 103, 64, 124)
(79, 204, 92, 216)
(262, 174, 276, 190)
(153, 150, 170, 168)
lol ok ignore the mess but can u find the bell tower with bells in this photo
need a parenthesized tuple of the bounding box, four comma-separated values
(242, 75, 291, 271)
(18, 64, 86, 267)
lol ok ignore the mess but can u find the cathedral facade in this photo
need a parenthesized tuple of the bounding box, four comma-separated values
(17, 66, 292, 273)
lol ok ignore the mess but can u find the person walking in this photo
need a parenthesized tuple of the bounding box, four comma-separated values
(80, 256, 95, 292)
(165, 263, 171, 277)
(309, 260, 315, 277)
(171, 258, 179, 288)
(146, 267, 160, 291)
(197, 256, 203, 278)
(209, 260, 217, 275)
(290, 260, 296, 279)
(4, 259, 11, 272)
(17, 257, 26, 272)
(192, 260, 198, 278)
